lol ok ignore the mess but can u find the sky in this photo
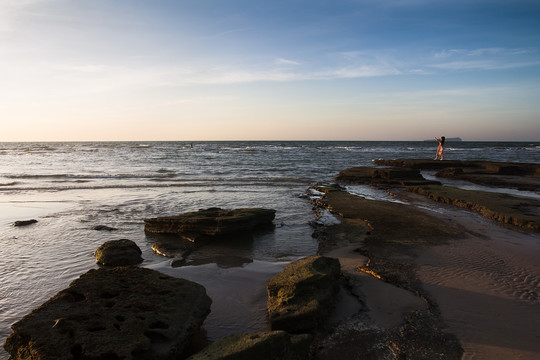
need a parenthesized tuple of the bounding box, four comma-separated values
(1, 0, 539, 141)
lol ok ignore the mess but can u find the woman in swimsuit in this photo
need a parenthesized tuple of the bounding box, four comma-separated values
(434, 136, 445, 160)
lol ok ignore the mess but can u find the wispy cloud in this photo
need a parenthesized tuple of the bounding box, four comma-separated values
(429, 47, 540, 71)
(430, 60, 540, 71)
(52, 64, 105, 73)
(172, 62, 401, 85)
(274, 58, 301, 66)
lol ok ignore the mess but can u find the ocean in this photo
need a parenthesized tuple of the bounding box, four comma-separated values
(1, 140, 538, 357)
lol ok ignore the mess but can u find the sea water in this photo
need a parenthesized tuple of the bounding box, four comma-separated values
(0, 141, 538, 357)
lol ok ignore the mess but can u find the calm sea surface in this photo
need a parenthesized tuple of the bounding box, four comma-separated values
(0, 141, 538, 357)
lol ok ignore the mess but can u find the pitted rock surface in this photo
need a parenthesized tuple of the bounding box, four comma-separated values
(4, 267, 212, 360)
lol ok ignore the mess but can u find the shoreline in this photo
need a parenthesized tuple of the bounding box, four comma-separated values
(3, 158, 539, 359)
(311, 161, 540, 359)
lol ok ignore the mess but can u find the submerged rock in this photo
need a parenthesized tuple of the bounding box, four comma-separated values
(13, 219, 38, 227)
(4, 267, 212, 360)
(95, 239, 143, 266)
(144, 207, 276, 238)
(93, 225, 118, 231)
(151, 239, 194, 259)
(187, 331, 312, 360)
(266, 256, 341, 333)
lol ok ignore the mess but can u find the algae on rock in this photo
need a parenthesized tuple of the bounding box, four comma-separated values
(4, 267, 212, 360)
(266, 256, 341, 333)
(187, 331, 312, 360)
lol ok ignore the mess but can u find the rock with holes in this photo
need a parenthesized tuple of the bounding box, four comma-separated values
(3, 267, 212, 360)
(95, 239, 143, 266)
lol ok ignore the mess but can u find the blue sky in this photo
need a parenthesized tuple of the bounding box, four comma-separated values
(1, 0, 539, 141)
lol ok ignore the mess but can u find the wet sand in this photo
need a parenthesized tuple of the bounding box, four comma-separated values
(314, 188, 540, 359)
(412, 201, 540, 359)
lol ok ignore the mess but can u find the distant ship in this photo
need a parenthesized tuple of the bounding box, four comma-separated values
(423, 137, 463, 142)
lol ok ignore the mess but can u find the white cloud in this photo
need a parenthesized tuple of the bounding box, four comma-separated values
(274, 58, 301, 66)
(0, 0, 62, 32)
(429, 47, 540, 71)
(52, 64, 105, 73)
(430, 59, 540, 71)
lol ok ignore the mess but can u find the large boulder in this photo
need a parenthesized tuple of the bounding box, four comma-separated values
(187, 331, 312, 360)
(4, 267, 212, 360)
(266, 256, 341, 333)
(144, 207, 276, 239)
(95, 239, 143, 266)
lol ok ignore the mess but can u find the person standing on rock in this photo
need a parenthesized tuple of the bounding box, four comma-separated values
(434, 136, 445, 160)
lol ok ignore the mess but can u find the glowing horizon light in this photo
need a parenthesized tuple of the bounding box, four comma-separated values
(1, 1, 539, 142)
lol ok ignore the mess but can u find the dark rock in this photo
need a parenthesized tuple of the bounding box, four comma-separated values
(95, 239, 143, 266)
(186, 255, 253, 269)
(144, 207, 276, 238)
(4, 267, 212, 360)
(497, 165, 525, 176)
(435, 167, 464, 177)
(151, 239, 194, 259)
(435, 166, 540, 191)
(13, 219, 37, 227)
(310, 188, 464, 359)
(313, 311, 463, 360)
(170, 258, 187, 267)
(187, 331, 312, 360)
(373, 159, 540, 193)
(335, 167, 438, 187)
(93, 225, 118, 231)
(374, 159, 480, 170)
(408, 184, 540, 231)
(313, 190, 467, 250)
(266, 256, 341, 333)
(374, 159, 540, 177)
(146, 232, 201, 260)
(312, 183, 343, 194)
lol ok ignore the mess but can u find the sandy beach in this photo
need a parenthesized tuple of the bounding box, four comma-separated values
(312, 179, 539, 359)
(412, 201, 540, 359)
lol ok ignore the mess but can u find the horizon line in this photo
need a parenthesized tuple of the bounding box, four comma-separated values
(1, 139, 539, 143)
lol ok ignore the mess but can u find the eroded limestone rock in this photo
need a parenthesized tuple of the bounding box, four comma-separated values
(187, 331, 312, 360)
(335, 167, 437, 187)
(4, 267, 212, 360)
(374, 159, 540, 191)
(408, 184, 540, 231)
(266, 256, 341, 333)
(95, 239, 143, 266)
(144, 207, 276, 238)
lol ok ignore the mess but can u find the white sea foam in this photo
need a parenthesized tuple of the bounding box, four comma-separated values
(316, 208, 341, 226)
(345, 184, 408, 204)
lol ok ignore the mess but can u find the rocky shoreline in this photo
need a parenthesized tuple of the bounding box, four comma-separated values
(4, 160, 539, 359)
(309, 159, 539, 359)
